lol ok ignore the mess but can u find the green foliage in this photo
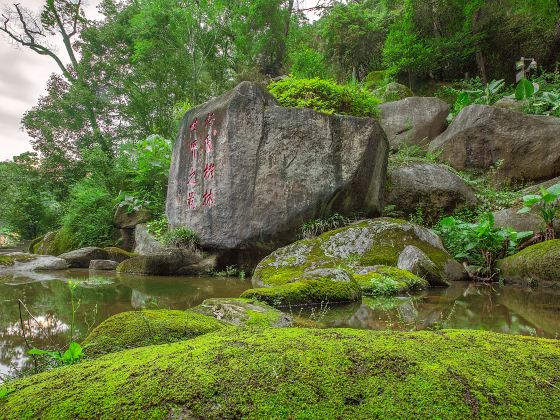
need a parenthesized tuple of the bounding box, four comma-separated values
(437, 213, 532, 279)
(441, 78, 506, 118)
(518, 183, 560, 239)
(268, 77, 380, 117)
(288, 46, 329, 79)
(0, 387, 14, 399)
(61, 179, 115, 248)
(160, 227, 200, 250)
(388, 145, 440, 168)
(28, 342, 83, 366)
(515, 79, 537, 100)
(300, 213, 351, 239)
(146, 217, 169, 240)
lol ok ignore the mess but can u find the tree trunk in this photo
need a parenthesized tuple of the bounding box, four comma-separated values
(545, 18, 560, 69)
(472, 8, 488, 84)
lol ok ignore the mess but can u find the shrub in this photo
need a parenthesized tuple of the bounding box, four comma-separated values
(268, 77, 380, 117)
(161, 227, 199, 250)
(436, 213, 532, 280)
(61, 179, 116, 248)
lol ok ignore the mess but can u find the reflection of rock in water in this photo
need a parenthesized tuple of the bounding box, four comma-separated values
(498, 287, 560, 338)
(131, 289, 156, 309)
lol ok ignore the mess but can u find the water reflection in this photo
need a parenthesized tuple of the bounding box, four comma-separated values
(302, 282, 559, 339)
(0, 270, 251, 381)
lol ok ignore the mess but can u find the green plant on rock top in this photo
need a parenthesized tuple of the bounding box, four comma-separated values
(437, 213, 532, 281)
(268, 77, 380, 117)
(388, 144, 440, 168)
(300, 213, 351, 239)
(518, 183, 560, 241)
(28, 342, 83, 367)
(161, 227, 199, 250)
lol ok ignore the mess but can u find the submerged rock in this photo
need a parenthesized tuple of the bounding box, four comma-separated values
(82, 310, 227, 358)
(58, 247, 110, 268)
(386, 162, 477, 223)
(428, 105, 560, 184)
(3, 328, 560, 418)
(245, 218, 465, 306)
(498, 240, 560, 286)
(379, 97, 449, 150)
(166, 81, 388, 260)
(191, 298, 292, 327)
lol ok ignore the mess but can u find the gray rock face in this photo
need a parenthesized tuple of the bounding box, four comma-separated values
(89, 260, 118, 271)
(166, 81, 388, 256)
(113, 206, 151, 229)
(0, 253, 69, 272)
(134, 224, 166, 255)
(116, 250, 204, 275)
(493, 207, 559, 235)
(428, 105, 560, 184)
(58, 247, 109, 268)
(191, 298, 292, 327)
(379, 97, 449, 150)
(386, 162, 478, 223)
(397, 245, 449, 287)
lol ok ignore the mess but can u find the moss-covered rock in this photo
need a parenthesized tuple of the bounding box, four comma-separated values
(82, 310, 227, 358)
(498, 240, 560, 286)
(252, 218, 463, 301)
(103, 246, 137, 263)
(2, 328, 560, 418)
(34, 229, 76, 256)
(242, 277, 362, 307)
(375, 82, 414, 102)
(0, 255, 15, 267)
(353, 266, 428, 296)
(191, 298, 292, 327)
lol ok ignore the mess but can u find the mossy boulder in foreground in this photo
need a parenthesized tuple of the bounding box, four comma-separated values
(191, 298, 292, 327)
(82, 310, 227, 357)
(2, 328, 560, 419)
(498, 240, 560, 286)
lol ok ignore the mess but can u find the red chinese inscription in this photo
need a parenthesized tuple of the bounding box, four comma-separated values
(189, 118, 199, 133)
(187, 167, 196, 186)
(190, 140, 198, 159)
(187, 192, 196, 210)
(204, 162, 215, 179)
(204, 112, 215, 127)
(202, 190, 215, 206)
(204, 135, 213, 153)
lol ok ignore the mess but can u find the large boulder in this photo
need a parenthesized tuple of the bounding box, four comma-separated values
(245, 218, 466, 306)
(116, 250, 204, 275)
(3, 328, 560, 418)
(58, 247, 109, 268)
(166, 82, 388, 261)
(498, 240, 560, 287)
(191, 298, 292, 327)
(0, 253, 68, 271)
(428, 105, 560, 184)
(374, 82, 414, 102)
(386, 162, 477, 223)
(133, 224, 166, 255)
(493, 207, 559, 235)
(378, 97, 450, 150)
(113, 206, 151, 229)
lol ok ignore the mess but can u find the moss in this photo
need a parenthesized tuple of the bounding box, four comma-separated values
(82, 310, 227, 358)
(0, 256, 15, 267)
(354, 266, 428, 297)
(28, 236, 43, 254)
(191, 298, 291, 328)
(2, 328, 560, 419)
(103, 247, 137, 263)
(36, 229, 77, 256)
(498, 240, 560, 286)
(242, 278, 361, 307)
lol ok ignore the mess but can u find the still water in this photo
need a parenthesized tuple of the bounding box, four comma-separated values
(1, 269, 560, 381)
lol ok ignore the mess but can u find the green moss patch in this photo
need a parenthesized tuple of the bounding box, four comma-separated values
(0, 256, 15, 267)
(354, 266, 428, 296)
(191, 298, 291, 328)
(82, 310, 227, 357)
(242, 278, 362, 307)
(498, 240, 560, 286)
(2, 328, 560, 418)
(103, 247, 137, 263)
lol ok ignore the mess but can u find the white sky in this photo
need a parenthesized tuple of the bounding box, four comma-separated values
(0, 0, 320, 161)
